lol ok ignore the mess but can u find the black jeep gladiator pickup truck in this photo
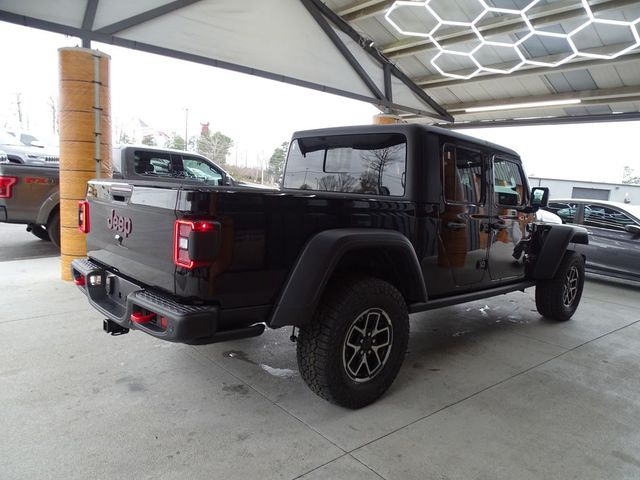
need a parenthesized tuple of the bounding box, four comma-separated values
(72, 124, 588, 408)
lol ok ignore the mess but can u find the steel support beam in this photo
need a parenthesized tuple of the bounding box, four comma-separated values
(308, 0, 453, 121)
(340, 0, 393, 22)
(337, 0, 390, 17)
(80, 0, 99, 47)
(443, 86, 640, 113)
(416, 47, 640, 89)
(301, 0, 385, 101)
(95, 0, 203, 35)
(441, 111, 640, 128)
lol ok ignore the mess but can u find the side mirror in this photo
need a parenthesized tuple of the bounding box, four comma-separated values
(625, 224, 640, 235)
(530, 187, 549, 209)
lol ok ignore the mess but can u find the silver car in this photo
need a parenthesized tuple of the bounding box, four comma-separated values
(548, 199, 640, 282)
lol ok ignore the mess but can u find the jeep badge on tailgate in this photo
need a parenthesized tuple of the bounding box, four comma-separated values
(107, 209, 132, 238)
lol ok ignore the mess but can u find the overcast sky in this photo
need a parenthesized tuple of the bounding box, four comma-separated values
(0, 21, 638, 183)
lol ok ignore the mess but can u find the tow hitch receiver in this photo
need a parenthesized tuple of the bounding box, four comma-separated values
(103, 318, 129, 336)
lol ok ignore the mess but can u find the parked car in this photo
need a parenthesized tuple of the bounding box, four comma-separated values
(536, 208, 562, 224)
(0, 145, 235, 249)
(0, 130, 59, 165)
(547, 199, 640, 282)
(72, 124, 588, 408)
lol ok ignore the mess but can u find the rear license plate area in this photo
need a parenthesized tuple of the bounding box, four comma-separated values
(105, 274, 140, 309)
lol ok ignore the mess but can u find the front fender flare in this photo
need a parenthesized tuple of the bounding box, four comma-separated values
(531, 224, 588, 279)
(269, 228, 427, 328)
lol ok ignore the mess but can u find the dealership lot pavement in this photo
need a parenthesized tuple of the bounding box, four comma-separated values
(2, 223, 640, 480)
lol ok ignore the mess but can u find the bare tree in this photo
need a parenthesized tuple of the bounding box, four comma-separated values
(318, 174, 358, 192)
(47, 96, 58, 135)
(361, 145, 404, 193)
(15, 93, 23, 128)
(623, 166, 640, 185)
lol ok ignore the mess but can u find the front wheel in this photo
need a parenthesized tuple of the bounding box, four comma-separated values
(296, 275, 409, 408)
(535, 252, 585, 321)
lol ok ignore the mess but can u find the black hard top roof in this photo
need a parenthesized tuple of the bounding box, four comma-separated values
(291, 123, 519, 158)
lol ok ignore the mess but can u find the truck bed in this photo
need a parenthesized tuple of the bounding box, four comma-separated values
(84, 179, 418, 311)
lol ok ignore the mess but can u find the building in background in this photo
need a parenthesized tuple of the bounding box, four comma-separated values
(529, 177, 640, 205)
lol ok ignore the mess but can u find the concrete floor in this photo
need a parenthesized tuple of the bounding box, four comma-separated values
(2, 223, 640, 479)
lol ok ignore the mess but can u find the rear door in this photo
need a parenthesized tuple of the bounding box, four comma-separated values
(487, 156, 528, 281)
(433, 143, 490, 290)
(580, 203, 640, 279)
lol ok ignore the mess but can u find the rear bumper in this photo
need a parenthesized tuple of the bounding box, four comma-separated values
(71, 258, 219, 343)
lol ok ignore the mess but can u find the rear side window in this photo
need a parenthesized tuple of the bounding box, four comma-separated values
(282, 133, 406, 196)
(443, 145, 483, 204)
(583, 205, 637, 231)
(134, 151, 172, 175)
(493, 158, 526, 207)
(547, 201, 578, 223)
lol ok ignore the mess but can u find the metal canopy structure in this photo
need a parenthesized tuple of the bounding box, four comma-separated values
(0, 0, 451, 122)
(330, 0, 640, 126)
(1, 0, 639, 126)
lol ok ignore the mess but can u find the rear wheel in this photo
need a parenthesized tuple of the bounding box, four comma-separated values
(296, 275, 409, 408)
(535, 252, 585, 321)
(47, 210, 60, 250)
(29, 225, 51, 242)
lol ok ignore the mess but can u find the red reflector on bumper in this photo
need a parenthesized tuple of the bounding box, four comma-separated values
(130, 311, 156, 324)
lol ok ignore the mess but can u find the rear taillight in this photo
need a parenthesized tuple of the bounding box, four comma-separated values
(78, 200, 90, 233)
(0, 176, 18, 199)
(173, 219, 218, 269)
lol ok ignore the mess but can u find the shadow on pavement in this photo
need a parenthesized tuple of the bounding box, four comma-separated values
(0, 223, 59, 261)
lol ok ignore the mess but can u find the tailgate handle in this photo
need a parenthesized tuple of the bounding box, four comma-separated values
(111, 185, 132, 202)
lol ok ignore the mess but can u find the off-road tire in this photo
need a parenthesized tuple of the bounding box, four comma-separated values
(296, 275, 409, 409)
(30, 225, 51, 242)
(535, 251, 585, 321)
(47, 210, 60, 250)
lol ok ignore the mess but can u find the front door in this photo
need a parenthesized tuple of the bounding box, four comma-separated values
(488, 156, 528, 281)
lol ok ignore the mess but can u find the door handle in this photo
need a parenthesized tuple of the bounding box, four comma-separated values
(446, 222, 466, 231)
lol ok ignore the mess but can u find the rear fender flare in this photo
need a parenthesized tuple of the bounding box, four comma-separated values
(269, 229, 427, 328)
(531, 224, 588, 279)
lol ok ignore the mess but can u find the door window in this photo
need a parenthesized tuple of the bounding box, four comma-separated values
(583, 205, 637, 231)
(442, 145, 484, 204)
(493, 158, 525, 207)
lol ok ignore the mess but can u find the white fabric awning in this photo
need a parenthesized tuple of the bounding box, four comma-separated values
(0, 0, 452, 121)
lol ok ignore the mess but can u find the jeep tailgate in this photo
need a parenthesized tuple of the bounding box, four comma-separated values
(85, 180, 179, 293)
